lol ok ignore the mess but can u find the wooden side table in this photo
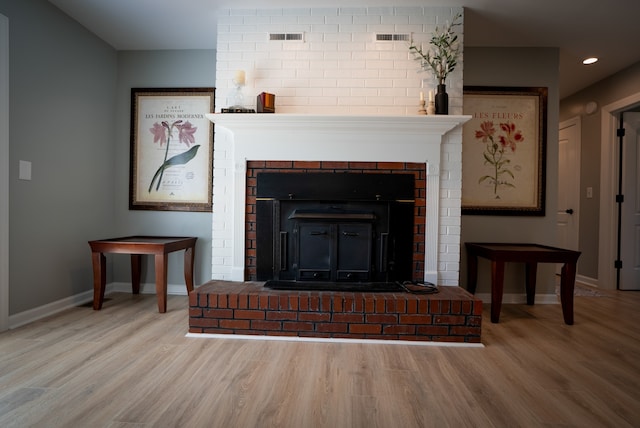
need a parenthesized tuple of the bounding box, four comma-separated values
(465, 243, 581, 324)
(88, 236, 197, 313)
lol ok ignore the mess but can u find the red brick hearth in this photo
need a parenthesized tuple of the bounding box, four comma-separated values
(189, 282, 482, 343)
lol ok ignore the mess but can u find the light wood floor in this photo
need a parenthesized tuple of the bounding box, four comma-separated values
(1, 286, 639, 428)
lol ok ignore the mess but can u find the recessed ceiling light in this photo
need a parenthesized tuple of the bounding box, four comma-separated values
(583, 57, 598, 65)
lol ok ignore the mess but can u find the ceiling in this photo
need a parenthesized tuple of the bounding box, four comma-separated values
(47, 0, 640, 99)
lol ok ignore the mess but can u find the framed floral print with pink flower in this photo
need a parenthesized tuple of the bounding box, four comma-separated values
(462, 86, 547, 216)
(129, 88, 215, 211)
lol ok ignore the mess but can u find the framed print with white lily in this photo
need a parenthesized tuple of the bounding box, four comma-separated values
(462, 86, 547, 216)
(129, 88, 215, 212)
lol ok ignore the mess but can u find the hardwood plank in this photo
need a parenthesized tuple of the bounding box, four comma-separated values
(0, 289, 639, 427)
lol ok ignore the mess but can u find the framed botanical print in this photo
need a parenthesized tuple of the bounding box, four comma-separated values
(462, 86, 547, 216)
(129, 87, 215, 212)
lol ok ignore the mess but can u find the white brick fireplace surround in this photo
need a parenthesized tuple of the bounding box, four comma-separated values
(211, 6, 468, 286)
(207, 114, 470, 286)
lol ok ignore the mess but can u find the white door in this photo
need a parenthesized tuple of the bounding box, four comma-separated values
(619, 112, 640, 290)
(557, 118, 581, 254)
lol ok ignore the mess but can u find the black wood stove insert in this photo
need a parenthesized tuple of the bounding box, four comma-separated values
(256, 172, 415, 291)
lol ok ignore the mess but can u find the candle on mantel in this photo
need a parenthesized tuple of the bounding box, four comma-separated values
(420, 91, 424, 102)
(234, 70, 245, 86)
(429, 90, 434, 102)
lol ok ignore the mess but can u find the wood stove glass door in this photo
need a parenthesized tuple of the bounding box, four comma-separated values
(336, 223, 372, 281)
(297, 222, 332, 281)
(295, 221, 372, 282)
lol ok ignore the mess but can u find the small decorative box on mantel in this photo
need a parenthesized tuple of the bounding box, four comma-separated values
(257, 92, 275, 113)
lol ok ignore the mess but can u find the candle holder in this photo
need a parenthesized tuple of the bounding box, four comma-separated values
(230, 70, 246, 109)
(427, 100, 436, 115)
(418, 99, 427, 115)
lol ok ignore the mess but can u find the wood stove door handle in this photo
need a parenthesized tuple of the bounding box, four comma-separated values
(310, 231, 327, 235)
(342, 231, 359, 237)
(279, 232, 288, 270)
(380, 233, 389, 273)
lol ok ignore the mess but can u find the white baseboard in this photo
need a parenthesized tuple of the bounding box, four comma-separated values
(576, 274, 599, 288)
(474, 293, 559, 305)
(7, 285, 566, 330)
(109, 281, 190, 295)
(9, 288, 96, 329)
(186, 333, 485, 347)
(9, 282, 189, 329)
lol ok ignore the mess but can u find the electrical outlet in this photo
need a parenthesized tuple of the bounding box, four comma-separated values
(586, 187, 593, 198)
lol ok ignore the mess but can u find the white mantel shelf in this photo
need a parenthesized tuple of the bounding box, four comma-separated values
(206, 113, 470, 136)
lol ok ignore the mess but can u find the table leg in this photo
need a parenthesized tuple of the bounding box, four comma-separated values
(184, 245, 195, 293)
(559, 262, 577, 325)
(91, 252, 106, 310)
(525, 262, 538, 305)
(467, 253, 479, 294)
(490, 260, 505, 323)
(131, 254, 142, 294)
(154, 254, 168, 313)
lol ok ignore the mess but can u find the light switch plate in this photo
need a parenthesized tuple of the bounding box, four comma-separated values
(19, 160, 31, 180)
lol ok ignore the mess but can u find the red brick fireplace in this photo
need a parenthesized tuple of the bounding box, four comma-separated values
(189, 114, 480, 343)
(244, 160, 427, 282)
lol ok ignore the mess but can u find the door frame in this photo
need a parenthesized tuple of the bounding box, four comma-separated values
(618, 111, 640, 289)
(1, 14, 9, 331)
(599, 92, 640, 290)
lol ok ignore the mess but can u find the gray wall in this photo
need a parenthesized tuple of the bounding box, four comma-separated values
(1, 0, 117, 314)
(461, 47, 561, 295)
(559, 61, 640, 280)
(113, 50, 215, 286)
(2, 0, 216, 316)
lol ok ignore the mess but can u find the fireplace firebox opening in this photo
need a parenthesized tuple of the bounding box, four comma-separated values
(256, 172, 416, 291)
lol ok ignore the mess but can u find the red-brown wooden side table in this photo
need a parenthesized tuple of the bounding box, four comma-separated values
(88, 236, 197, 313)
(465, 243, 581, 325)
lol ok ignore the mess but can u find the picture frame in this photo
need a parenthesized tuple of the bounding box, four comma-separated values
(462, 86, 547, 216)
(129, 87, 215, 212)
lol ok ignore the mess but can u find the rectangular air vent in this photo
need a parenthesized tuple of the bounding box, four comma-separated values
(269, 33, 304, 41)
(376, 33, 410, 42)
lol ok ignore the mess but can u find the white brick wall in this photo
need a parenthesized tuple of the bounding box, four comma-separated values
(215, 7, 464, 115)
(211, 6, 466, 286)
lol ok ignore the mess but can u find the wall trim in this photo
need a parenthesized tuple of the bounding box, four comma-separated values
(10, 285, 566, 329)
(8, 282, 189, 329)
(186, 332, 485, 347)
(475, 293, 559, 305)
(9, 289, 96, 329)
(599, 92, 640, 289)
(576, 274, 599, 288)
(109, 281, 191, 296)
(0, 14, 9, 332)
